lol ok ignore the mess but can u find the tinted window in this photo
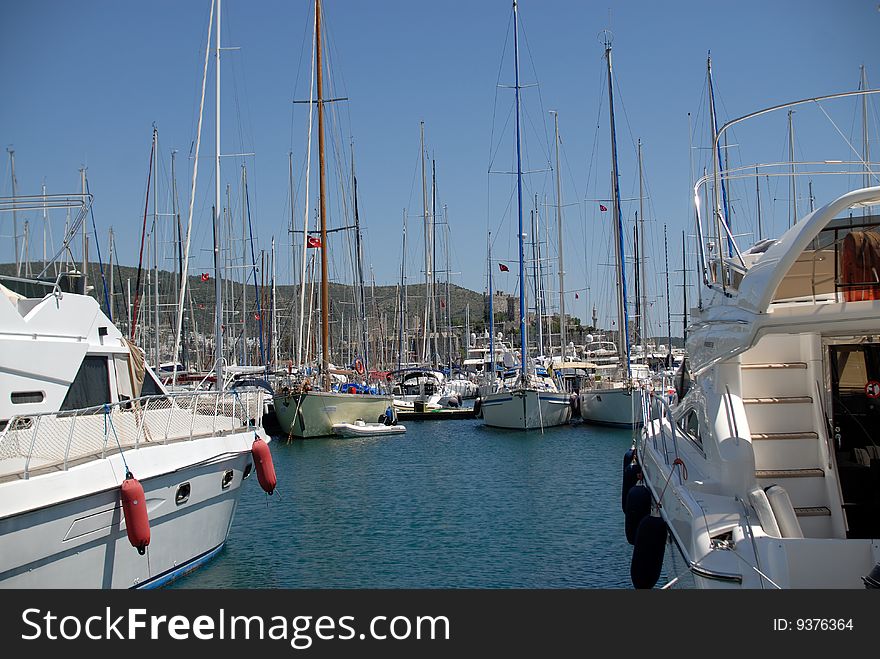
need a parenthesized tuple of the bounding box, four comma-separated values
(61, 356, 111, 411)
(140, 370, 165, 397)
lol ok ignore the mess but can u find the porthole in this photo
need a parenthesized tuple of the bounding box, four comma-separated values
(243, 462, 253, 480)
(221, 469, 234, 489)
(175, 482, 191, 505)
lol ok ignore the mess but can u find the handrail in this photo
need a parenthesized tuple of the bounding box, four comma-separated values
(2, 389, 264, 479)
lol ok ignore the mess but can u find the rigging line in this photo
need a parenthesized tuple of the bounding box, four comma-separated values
(487, 8, 515, 172)
(131, 129, 156, 341)
(814, 99, 880, 183)
(84, 176, 112, 320)
(517, 12, 554, 166)
(288, 0, 314, 155)
(488, 103, 516, 171)
(244, 174, 266, 369)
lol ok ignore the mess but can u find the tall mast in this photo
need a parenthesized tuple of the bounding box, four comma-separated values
(637, 139, 648, 358)
(80, 167, 88, 296)
(419, 122, 431, 365)
(707, 53, 730, 259)
(605, 34, 631, 377)
(488, 231, 495, 381)
(513, 0, 526, 378)
(664, 224, 672, 367)
(213, 0, 223, 389)
(352, 144, 369, 371)
(531, 197, 542, 356)
(444, 206, 452, 369)
(681, 229, 688, 341)
(551, 110, 566, 356)
(788, 109, 797, 228)
(241, 164, 248, 365)
(315, 0, 330, 390)
(152, 133, 160, 367)
(862, 65, 871, 217)
(272, 237, 278, 369)
(431, 159, 439, 368)
(171, 0, 213, 386)
(7, 149, 20, 276)
(397, 207, 407, 371)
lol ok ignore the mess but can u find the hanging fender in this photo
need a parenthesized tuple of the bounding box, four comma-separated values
(121, 472, 150, 555)
(251, 436, 277, 495)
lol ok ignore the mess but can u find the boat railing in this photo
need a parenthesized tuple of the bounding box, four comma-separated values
(0, 389, 262, 481)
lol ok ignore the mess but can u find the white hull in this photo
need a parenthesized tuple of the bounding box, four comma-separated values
(481, 389, 572, 430)
(273, 390, 392, 438)
(331, 422, 406, 438)
(580, 385, 643, 427)
(0, 428, 261, 589)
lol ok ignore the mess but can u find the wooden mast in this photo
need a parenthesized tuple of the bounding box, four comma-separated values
(315, 0, 330, 390)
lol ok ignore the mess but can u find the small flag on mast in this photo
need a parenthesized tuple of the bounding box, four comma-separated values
(498, 263, 509, 272)
(307, 235, 322, 248)
(599, 204, 608, 212)
(200, 273, 210, 282)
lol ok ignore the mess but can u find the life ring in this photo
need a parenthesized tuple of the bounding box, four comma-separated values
(354, 358, 365, 375)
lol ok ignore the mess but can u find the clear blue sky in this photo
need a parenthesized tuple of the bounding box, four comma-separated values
(2, 0, 878, 332)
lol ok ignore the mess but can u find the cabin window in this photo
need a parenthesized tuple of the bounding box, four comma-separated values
(11, 391, 45, 404)
(678, 408, 703, 447)
(835, 348, 869, 393)
(60, 356, 111, 411)
(140, 369, 165, 397)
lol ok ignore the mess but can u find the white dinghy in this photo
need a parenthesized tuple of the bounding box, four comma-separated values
(331, 419, 406, 439)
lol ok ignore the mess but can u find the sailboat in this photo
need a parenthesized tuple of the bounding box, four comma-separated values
(578, 34, 648, 428)
(479, 1, 572, 431)
(272, 0, 392, 439)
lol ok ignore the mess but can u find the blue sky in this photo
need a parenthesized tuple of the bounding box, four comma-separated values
(2, 0, 878, 331)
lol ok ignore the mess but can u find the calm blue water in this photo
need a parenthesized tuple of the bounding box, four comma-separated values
(170, 417, 641, 589)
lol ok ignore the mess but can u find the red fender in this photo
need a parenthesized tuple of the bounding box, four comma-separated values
(251, 436, 277, 495)
(121, 473, 150, 555)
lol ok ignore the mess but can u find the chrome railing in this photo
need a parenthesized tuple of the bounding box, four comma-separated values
(0, 389, 265, 480)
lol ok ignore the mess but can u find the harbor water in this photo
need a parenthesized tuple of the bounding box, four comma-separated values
(170, 417, 645, 589)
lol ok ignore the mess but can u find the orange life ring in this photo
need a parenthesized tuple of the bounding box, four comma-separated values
(354, 358, 365, 375)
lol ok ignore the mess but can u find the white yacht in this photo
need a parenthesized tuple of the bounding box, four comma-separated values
(0, 268, 274, 589)
(629, 88, 880, 589)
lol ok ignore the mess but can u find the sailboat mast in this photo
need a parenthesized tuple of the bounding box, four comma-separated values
(788, 109, 797, 228)
(605, 36, 631, 377)
(637, 139, 648, 358)
(213, 0, 223, 390)
(681, 229, 688, 341)
(513, 0, 526, 378)
(8, 149, 20, 276)
(352, 150, 369, 371)
(551, 110, 566, 356)
(152, 131, 160, 368)
(488, 231, 495, 381)
(419, 121, 430, 365)
(315, 0, 330, 390)
(862, 65, 871, 218)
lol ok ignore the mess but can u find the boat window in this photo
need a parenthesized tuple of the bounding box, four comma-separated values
(835, 348, 869, 392)
(11, 391, 45, 404)
(678, 408, 702, 446)
(60, 355, 111, 411)
(140, 369, 165, 397)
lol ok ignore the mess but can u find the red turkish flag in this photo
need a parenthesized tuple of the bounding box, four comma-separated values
(307, 235, 322, 248)
(200, 273, 210, 282)
(498, 263, 509, 272)
(599, 204, 608, 212)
